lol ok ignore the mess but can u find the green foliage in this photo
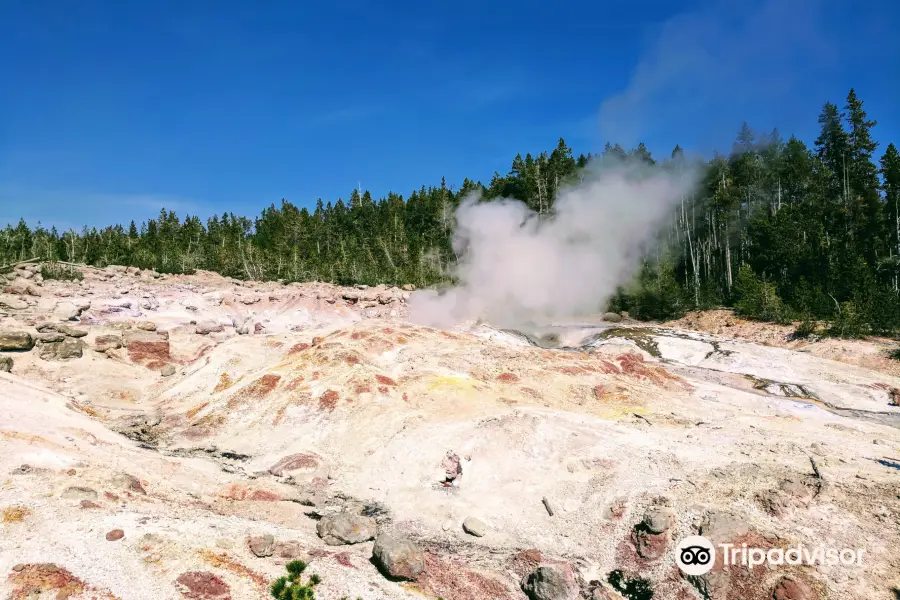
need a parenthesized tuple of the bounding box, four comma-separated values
(270, 560, 320, 600)
(733, 265, 789, 324)
(40, 262, 84, 281)
(627, 259, 687, 321)
(827, 301, 867, 339)
(791, 316, 818, 339)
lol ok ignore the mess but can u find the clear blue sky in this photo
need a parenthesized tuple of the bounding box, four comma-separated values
(1, 0, 898, 230)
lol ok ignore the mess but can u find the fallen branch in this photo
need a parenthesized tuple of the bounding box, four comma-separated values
(0, 257, 41, 269)
(808, 454, 824, 499)
(633, 413, 652, 426)
(541, 496, 555, 517)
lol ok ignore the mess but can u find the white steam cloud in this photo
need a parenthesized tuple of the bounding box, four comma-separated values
(409, 159, 698, 329)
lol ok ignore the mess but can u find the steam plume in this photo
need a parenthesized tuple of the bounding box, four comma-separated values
(409, 157, 698, 330)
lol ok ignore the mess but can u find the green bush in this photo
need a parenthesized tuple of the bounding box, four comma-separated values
(271, 560, 320, 600)
(40, 262, 84, 281)
(791, 316, 818, 339)
(733, 264, 789, 324)
(827, 301, 867, 339)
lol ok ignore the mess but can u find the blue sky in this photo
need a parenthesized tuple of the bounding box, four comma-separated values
(1, 0, 898, 230)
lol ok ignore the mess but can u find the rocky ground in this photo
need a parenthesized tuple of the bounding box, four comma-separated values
(1, 262, 898, 600)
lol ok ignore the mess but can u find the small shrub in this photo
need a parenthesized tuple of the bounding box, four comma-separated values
(271, 560, 320, 600)
(888, 347, 900, 361)
(791, 316, 818, 339)
(41, 262, 84, 281)
(827, 301, 867, 339)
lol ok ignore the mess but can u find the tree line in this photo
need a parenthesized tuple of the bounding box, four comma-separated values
(2, 89, 898, 337)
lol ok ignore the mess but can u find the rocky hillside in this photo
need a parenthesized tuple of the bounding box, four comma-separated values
(1, 263, 898, 600)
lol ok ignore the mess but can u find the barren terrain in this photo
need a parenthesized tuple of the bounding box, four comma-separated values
(1, 263, 898, 600)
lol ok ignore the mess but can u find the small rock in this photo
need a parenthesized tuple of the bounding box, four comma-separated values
(80, 500, 101, 509)
(402, 284, 415, 291)
(521, 564, 579, 600)
(773, 576, 815, 600)
(0, 356, 12, 372)
(316, 513, 377, 545)
(372, 534, 425, 581)
(161, 364, 176, 377)
(137, 322, 157, 331)
(12, 564, 25, 572)
(106, 529, 125, 541)
(441, 520, 453, 531)
(61, 486, 98, 500)
(109, 472, 147, 494)
(441, 451, 462, 483)
(0, 331, 34, 351)
(248, 534, 276, 557)
(462, 517, 488, 537)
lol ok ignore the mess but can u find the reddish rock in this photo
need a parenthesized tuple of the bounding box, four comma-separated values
(79, 500, 101, 509)
(106, 529, 125, 541)
(318, 390, 339, 411)
(496, 372, 520, 383)
(632, 529, 668, 560)
(773, 577, 815, 600)
(375, 374, 397, 386)
(125, 331, 171, 365)
(175, 571, 232, 600)
(218, 484, 281, 501)
(267, 452, 321, 476)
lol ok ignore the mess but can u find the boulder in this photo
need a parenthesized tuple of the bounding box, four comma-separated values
(39, 338, 85, 360)
(0, 295, 28, 310)
(109, 472, 147, 494)
(372, 534, 425, 581)
(0, 356, 12, 372)
(61, 486, 98, 500)
(94, 335, 124, 352)
(248, 534, 276, 557)
(36, 323, 87, 337)
(161, 364, 176, 377)
(52, 300, 89, 321)
(4, 278, 42, 296)
(124, 331, 171, 363)
(316, 513, 377, 545)
(602, 312, 623, 323)
(136, 322, 157, 332)
(0, 331, 34, 351)
(35, 332, 66, 343)
(641, 507, 675, 534)
(195, 322, 224, 335)
(462, 517, 488, 537)
(521, 564, 579, 600)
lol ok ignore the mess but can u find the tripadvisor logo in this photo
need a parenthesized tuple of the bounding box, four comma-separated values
(675, 536, 716, 575)
(675, 535, 866, 575)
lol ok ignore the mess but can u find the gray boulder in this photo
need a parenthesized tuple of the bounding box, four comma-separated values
(372, 534, 425, 581)
(0, 295, 28, 311)
(39, 338, 85, 360)
(0, 356, 12, 372)
(195, 321, 225, 335)
(161, 364, 176, 377)
(316, 513, 377, 546)
(462, 517, 488, 537)
(602, 312, 623, 323)
(0, 331, 34, 351)
(522, 564, 579, 600)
